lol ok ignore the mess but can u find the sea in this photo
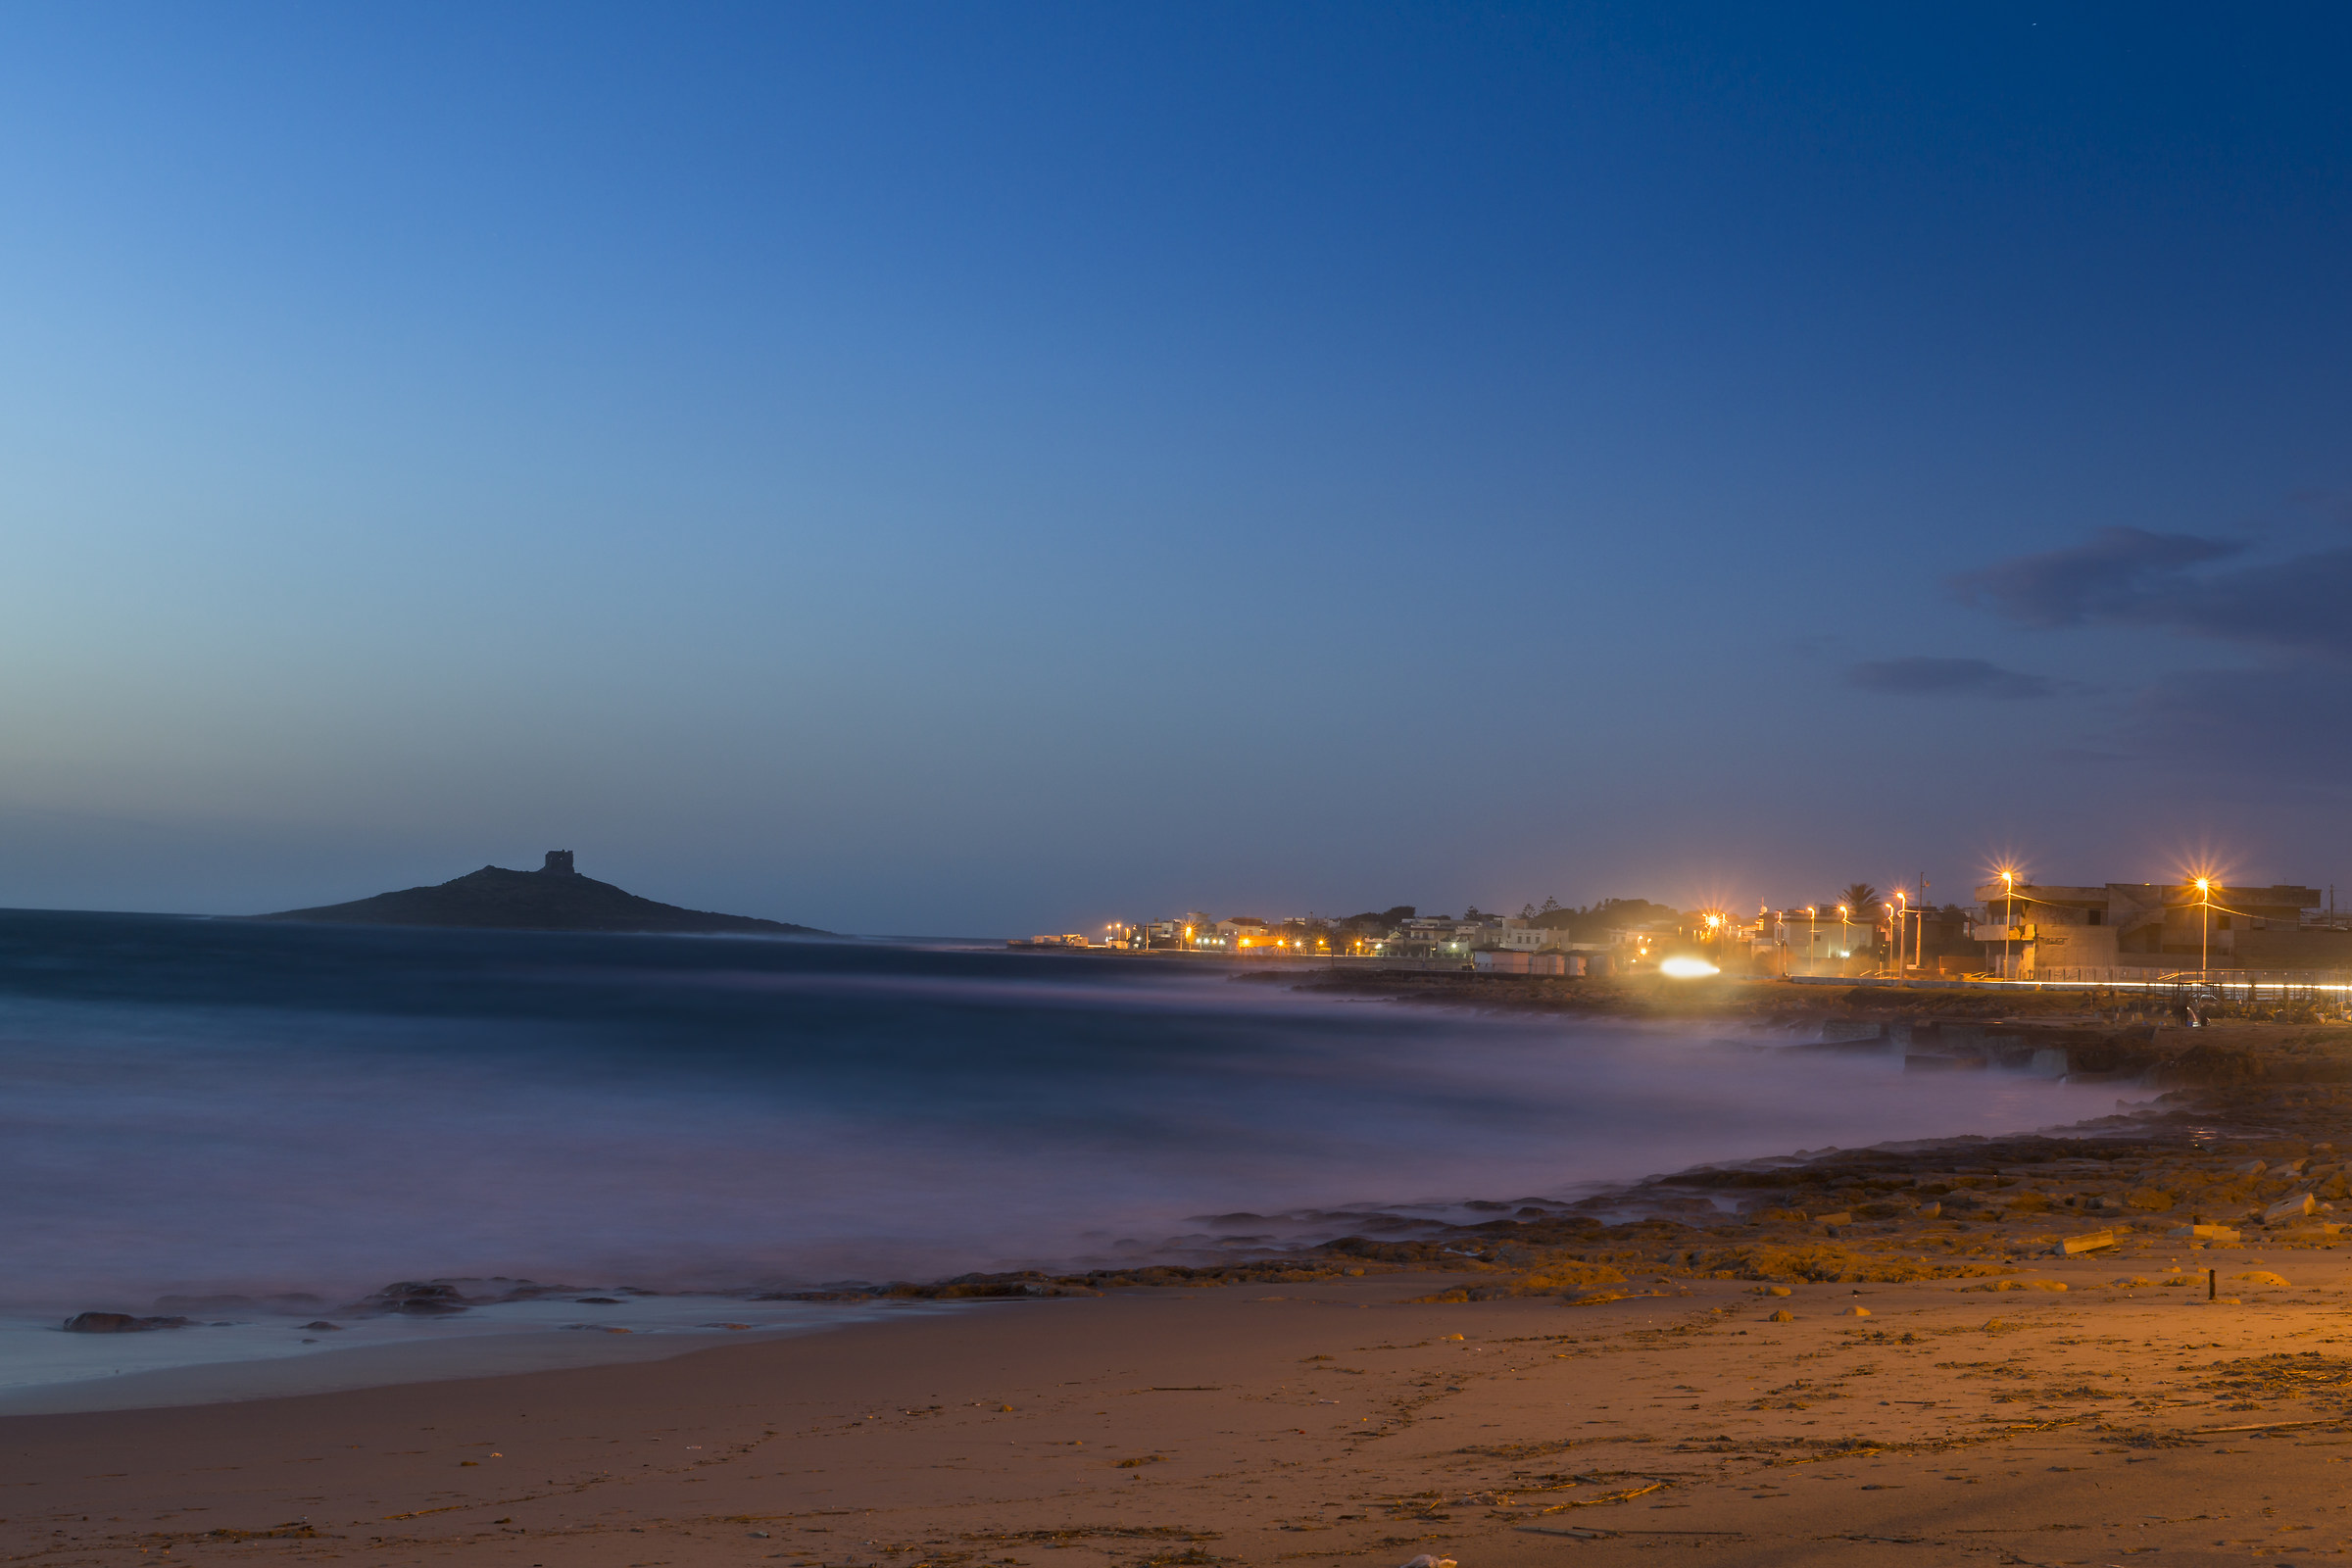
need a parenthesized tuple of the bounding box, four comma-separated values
(0, 910, 2135, 1409)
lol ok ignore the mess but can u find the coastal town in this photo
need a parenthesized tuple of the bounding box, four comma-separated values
(1014, 875, 2352, 986)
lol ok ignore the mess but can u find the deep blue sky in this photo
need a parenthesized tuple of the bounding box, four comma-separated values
(5, 3, 2351, 933)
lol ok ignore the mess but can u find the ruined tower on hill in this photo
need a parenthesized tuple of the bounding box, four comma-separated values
(252, 850, 823, 935)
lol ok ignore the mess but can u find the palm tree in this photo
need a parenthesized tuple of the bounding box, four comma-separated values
(1839, 882, 1879, 916)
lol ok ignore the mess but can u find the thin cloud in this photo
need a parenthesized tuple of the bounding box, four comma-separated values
(2139, 547, 2352, 659)
(1955, 527, 2352, 660)
(1845, 657, 2055, 700)
(1948, 522, 2352, 786)
(1951, 526, 2243, 628)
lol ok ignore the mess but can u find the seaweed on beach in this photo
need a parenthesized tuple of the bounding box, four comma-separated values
(1671, 1243, 2005, 1283)
(772, 1258, 1408, 1302)
(788, 1071, 2352, 1309)
(1395, 1239, 1999, 1296)
(2194, 1351, 2352, 1409)
(1404, 1261, 1633, 1301)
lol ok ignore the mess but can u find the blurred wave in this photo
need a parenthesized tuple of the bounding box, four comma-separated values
(0, 910, 2126, 1310)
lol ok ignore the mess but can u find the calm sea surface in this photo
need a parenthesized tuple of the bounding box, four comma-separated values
(0, 909, 2137, 1319)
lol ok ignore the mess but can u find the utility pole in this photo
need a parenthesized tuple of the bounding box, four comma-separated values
(2001, 870, 2016, 983)
(2197, 877, 2212, 979)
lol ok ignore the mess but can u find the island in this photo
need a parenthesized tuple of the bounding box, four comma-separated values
(250, 851, 828, 936)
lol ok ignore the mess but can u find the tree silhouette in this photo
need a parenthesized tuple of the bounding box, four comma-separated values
(1839, 883, 1879, 915)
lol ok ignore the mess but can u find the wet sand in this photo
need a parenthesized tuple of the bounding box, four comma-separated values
(0, 1307, 911, 1419)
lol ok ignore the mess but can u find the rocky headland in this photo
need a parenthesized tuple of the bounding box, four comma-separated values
(251, 850, 826, 936)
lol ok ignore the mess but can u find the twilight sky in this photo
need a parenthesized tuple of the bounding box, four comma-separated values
(5, 3, 2351, 934)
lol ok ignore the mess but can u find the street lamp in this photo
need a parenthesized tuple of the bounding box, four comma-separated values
(2000, 869, 2016, 981)
(1836, 905, 1849, 972)
(2195, 877, 2213, 978)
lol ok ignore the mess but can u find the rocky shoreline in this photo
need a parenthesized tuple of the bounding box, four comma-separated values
(56, 982, 2352, 1331)
(27, 979, 2352, 1568)
(790, 981, 2352, 1305)
(1262, 968, 2352, 1084)
(784, 1084, 2346, 1305)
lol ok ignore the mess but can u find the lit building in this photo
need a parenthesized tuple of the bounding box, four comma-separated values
(1374, 916, 1484, 960)
(1971, 881, 2343, 977)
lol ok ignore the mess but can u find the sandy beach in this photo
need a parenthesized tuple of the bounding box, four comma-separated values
(9, 1237, 2352, 1568)
(13, 991, 2352, 1568)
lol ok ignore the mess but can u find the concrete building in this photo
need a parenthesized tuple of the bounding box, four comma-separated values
(1746, 909, 1873, 976)
(1376, 916, 1484, 960)
(1493, 918, 1556, 952)
(1473, 950, 1587, 976)
(1186, 915, 1270, 951)
(1971, 881, 2347, 977)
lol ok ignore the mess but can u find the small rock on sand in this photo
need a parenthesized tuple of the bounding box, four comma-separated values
(1768, 1309, 1795, 1322)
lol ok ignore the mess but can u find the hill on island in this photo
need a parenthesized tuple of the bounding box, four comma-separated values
(252, 851, 828, 936)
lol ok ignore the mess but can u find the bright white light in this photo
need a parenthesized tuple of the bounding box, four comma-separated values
(1659, 956, 1720, 979)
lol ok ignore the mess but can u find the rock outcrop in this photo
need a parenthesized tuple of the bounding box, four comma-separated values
(62, 1312, 190, 1333)
(253, 852, 825, 936)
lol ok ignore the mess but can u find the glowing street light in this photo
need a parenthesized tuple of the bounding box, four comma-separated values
(2194, 876, 2215, 978)
(1999, 868, 2017, 981)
